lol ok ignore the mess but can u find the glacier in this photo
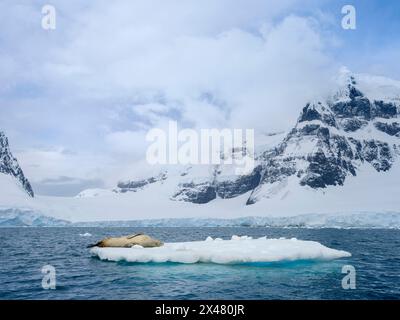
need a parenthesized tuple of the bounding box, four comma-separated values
(74, 212, 400, 229)
(1, 208, 399, 228)
(0, 208, 70, 227)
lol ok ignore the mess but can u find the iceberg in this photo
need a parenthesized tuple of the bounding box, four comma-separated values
(79, 232, 92, 237)
(90, 235, 351, 265)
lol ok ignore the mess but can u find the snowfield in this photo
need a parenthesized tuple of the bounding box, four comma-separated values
(1, 161, 400, 227)
(90, 235, 351, 264)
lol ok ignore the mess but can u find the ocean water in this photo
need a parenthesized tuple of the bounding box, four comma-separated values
(0, 227, 399, 300)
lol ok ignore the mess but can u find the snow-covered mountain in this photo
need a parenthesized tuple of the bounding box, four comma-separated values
(1, 70, 400, 225)
(0, 131, 34, 197)
(78, 70, 400, 211)
(0, 133, 66, 226)
(246, 73, 400, 204)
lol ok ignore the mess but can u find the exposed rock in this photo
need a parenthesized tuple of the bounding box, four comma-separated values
(0, 131, 34, 197)
(107, 73, 400, 206)
(374, 122, 400, 137)
(116, 172, 167, 193)
(173, 182, 216, 204)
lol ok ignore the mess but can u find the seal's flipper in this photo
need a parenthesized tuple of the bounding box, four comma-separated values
(87, 241, 103, 248)
(127, 233, 143, 239)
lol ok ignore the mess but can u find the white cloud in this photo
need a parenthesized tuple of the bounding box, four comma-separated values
(105, 130, 148, 156)
(15, 147, 107, 182)
(0, 0, 346, 194)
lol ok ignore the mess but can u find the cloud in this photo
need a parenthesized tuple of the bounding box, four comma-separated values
(32, 176, 104, 197)
(105, 130, 148, 156)
(0, 0, 353, 194)
(15, 147, 108, 182)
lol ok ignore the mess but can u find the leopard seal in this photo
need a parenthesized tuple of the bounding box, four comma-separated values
(88, 233, 163, 248)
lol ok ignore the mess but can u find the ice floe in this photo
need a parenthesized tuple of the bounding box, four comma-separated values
(90, 235, 351, 265)
(79, 232, 92, 237)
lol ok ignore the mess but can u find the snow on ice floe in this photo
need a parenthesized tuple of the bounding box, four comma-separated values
(90, 235, 351, 265)
(79, 232, 92, 237)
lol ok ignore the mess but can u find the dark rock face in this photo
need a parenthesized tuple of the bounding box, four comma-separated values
(332, 85, 397, 120)
(332, 92, 372, 120)
(251, 121, 359, 200)
(300, 150, 350, 188)
(299, 103, 321, 122)
(298, 134, 358, 189)
(173, 166, 262, 203)
(216, 167, 262, 199)
(300, 124, 321, 135)
(173, 182, 216, 204)
(374, 122, 400, 136)
(361, 140, 393, 171)
(116, 172, 167, 193)
(0, 132, 34, 197)
(341, 118, 367, 132)
(372, 101, 398, 118)
(260, 158, 297, 185)
(169, 77, 400, 205)
(299, 103, 337, 127)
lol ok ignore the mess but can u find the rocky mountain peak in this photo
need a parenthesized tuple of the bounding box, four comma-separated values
(167, 73, 400, 205)
(0, 131, 34, 197)
(77, 72, 400, 208)
(298, 101, 337, 128)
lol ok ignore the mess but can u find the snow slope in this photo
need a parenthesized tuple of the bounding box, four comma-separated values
(10, 161, 398, 223)
(0, 174, 34, 207)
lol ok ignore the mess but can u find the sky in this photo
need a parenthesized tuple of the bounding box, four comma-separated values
(0, 0, 399, 196)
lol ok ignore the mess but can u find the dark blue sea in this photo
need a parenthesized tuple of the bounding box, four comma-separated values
(0, 227, 399, 300)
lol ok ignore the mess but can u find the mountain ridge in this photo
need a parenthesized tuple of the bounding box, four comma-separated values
(0, 131, 34, 197)
(88, 71, 400, 207)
